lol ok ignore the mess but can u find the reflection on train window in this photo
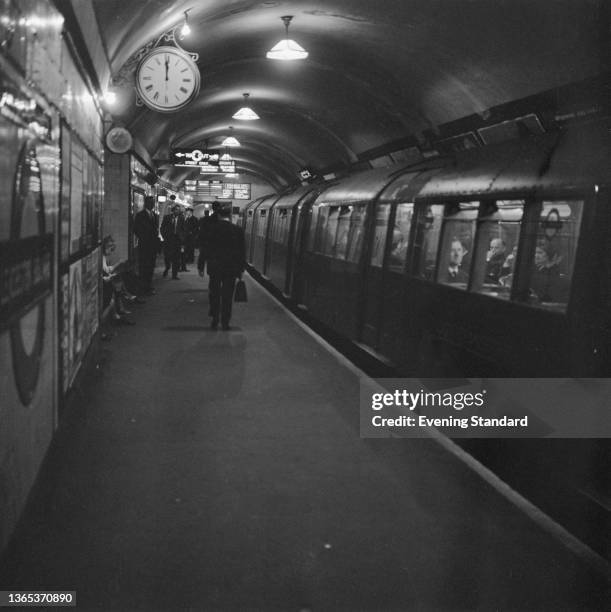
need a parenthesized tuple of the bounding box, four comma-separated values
(370, 204, 391, 267)
(388, 203, 414, 273)
(436, 203, 479, 289)
(306, 204, 321, 251)
(472, 200, 524, 299)
(335, 205, 353, 259)
(526, 200, 583, 311)
(313, 206, 330, 253)
(256, 209, 268, 237)
(272, 208, 289, 244)
(346, 205, 367, 263)
(412, 204, 444, 280)
(322, 206, 340, 256)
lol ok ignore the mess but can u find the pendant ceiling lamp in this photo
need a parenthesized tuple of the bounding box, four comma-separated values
(266, 15, 308, 61)
(233, 93, 260, 121)
(180, 10, 191, 38)
(222, 126, 241, 147)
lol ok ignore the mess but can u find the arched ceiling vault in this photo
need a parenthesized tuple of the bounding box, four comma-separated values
(93, 0, 605, 190)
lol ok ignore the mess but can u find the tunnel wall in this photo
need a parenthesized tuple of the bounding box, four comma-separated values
(0, 0, 105, 553)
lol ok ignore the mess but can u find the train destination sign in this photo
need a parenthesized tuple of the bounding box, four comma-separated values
(188, 181, 251, 199)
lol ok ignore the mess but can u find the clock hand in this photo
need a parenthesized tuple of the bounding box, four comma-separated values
(165, 55, 169, 81)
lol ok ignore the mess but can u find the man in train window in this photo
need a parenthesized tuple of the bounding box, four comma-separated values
(529, 241, 568, 304)
(484, 238, 506, 283)
(446, 237, 469, 283)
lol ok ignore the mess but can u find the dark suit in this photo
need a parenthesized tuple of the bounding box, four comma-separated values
(184, 215, 199, 264)
(206, 218, 246, 327)
(160, 213, 186, 278)
(197, 213, 218, 274)
(133, 208, 158, 292)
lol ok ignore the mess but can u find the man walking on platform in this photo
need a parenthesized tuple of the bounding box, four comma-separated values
(199, 205, 246, 330)
(133, 195, 159, 295)
(160, 203, 186, 279)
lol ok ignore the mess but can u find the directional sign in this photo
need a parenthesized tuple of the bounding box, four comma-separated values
(170, 148, 223, 168)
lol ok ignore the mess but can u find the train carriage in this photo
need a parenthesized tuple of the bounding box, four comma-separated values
(248, 117, 611, 378)
(264, 185, 322, 294)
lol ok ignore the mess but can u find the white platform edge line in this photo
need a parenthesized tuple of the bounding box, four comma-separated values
(247, 274, 611, 580)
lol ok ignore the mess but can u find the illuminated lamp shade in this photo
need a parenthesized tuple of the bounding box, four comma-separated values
(232, 93, 259, 121)
(180, 10, 191, 37)
(222, 136, 240, 147)
(266, 15, 308, 61)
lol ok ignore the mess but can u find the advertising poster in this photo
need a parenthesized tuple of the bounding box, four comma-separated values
(69, 138, 83, 254)
(67, 260, 83, 387)
(64, 249, 99, 390)
(59, 122, 71, 262)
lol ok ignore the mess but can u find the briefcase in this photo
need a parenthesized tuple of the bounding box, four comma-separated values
(234, 279, 248, 303)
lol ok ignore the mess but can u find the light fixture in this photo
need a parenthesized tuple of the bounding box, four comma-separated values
(180, 11, 191, 38)
(266, 15, 308, 61)
(232, 93, 259, 121)
(222, 126, 241, 147)
(104, 90, 118, 105)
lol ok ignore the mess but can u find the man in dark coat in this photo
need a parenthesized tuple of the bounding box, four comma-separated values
(160, 203, 186, 279)
(133, 195, 159, 295)
(199, 205, 245, 330)
(183, 208, 199, 267)
(196, 202, 220, 276)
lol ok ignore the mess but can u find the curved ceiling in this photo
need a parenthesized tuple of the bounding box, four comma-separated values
(93, 0, 604, 189)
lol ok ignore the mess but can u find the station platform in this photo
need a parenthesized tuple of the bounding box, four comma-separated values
(0, 269, 609, 611)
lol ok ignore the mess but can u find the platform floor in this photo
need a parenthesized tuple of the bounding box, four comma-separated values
(1, 269, 609, 610)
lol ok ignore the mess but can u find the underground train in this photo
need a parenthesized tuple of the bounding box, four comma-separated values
(243, 117, 611, 378)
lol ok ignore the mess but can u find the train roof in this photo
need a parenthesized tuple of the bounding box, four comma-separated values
(315, 165, 410, 204)
(418, 119, 611, 199)
(273, 185, 320, 209)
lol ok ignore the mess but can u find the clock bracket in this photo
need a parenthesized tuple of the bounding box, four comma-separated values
(111, 21, 199, 89)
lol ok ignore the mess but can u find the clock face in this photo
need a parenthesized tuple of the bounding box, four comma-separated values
(136, 47, 200, 112)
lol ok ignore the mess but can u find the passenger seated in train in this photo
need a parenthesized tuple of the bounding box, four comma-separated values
(102, 235, 137, 325)
(484, 238, 506, 283)
(445, 237, 469, 283)
(528, 241, 569, 304)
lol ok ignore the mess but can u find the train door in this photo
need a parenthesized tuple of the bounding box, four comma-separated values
(287, 197, 313, 302)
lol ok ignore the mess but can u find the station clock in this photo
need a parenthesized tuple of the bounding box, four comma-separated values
(135, 46, 200, 113)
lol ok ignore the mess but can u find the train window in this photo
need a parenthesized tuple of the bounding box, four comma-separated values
(306, 204, 321, 251)
(525, 200, 584, 311)
(435, 203, 479, 289)
(256, 209, 268, 237)
(322, 206, 340, 256)
(471, 200, 524, 299)
(272, 209, 289, 244)
(412, 205, 444, 280)
(335, 205, 353, 259)
(346, 205, 367, 263)
(388, 203, 414, 273)
(369, 204, 391, 267)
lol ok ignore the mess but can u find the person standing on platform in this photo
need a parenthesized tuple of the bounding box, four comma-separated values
(196, 202, 220, 276)
(183, 207, 199, 268)
(160, 202, 186, 279)
(199, 205, 245, 330)
(133, 195, 159, 295)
